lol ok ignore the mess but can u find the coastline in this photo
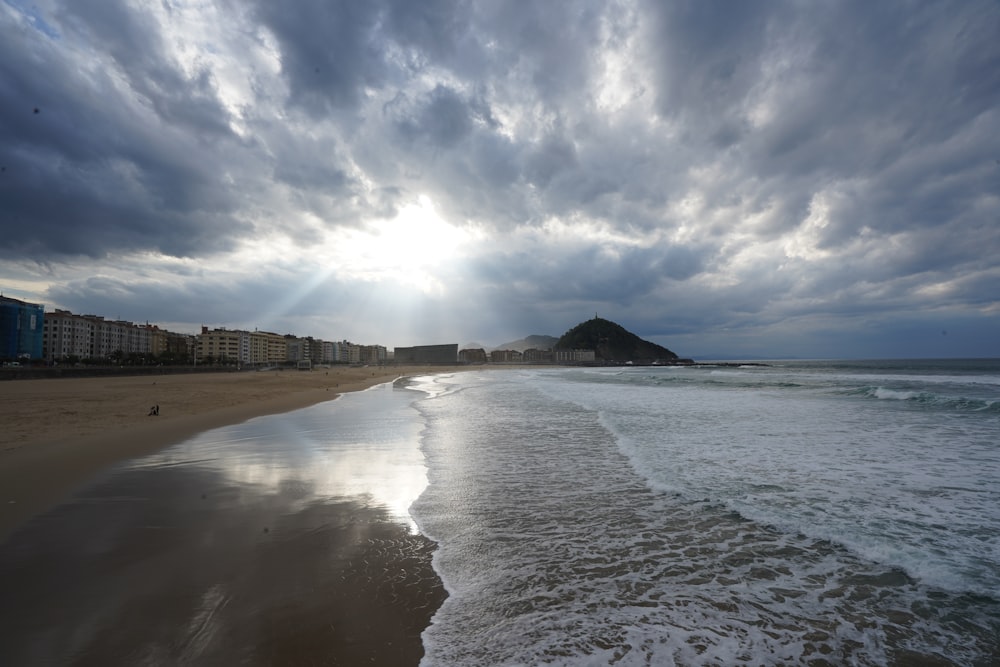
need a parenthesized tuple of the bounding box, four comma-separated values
(0, 366, 456, 541)
(0, 368, 457, 665)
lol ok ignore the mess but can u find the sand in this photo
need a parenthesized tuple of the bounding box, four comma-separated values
(0, 365, 461, 665)
(0, 366, 453, 538)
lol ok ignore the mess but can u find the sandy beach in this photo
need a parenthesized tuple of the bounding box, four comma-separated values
(0, 365, 462, 665)
(0, 366, 453, 538)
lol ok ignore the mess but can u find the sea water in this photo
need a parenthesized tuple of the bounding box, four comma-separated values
(408, 360, 1000, 666)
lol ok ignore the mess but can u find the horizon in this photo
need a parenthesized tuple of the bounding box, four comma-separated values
(2, 2, 998, 360)
(12, 296, 999, 364)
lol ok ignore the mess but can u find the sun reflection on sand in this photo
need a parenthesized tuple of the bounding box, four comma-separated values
(130, 383, 429, 533)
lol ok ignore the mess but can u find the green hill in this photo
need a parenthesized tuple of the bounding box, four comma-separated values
(555, 317, 679, 363)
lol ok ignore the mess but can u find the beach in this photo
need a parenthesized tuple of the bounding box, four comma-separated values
(0, 366, 456, 665)
(0, 366, 446, 538)
(8, 361, 996, 664)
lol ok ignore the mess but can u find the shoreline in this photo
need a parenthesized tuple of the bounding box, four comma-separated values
(0, 365, 461, 541)
(0, 373, 453, 665)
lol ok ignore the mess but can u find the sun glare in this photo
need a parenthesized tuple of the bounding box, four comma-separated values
(335, 195, 470, 293)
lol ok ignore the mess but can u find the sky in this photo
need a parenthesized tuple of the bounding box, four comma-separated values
(1, 0, 998, 360)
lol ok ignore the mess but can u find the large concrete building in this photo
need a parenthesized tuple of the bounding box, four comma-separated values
(196, 327, 289, 366)
(197, 327, 242, 363)
(489, 349, 523, 363)
(0, 296, 44, 360)
(459, 348, 487, 363)
(393, 343, 458, 364)
(42, 308, 193, 362)
(42, 309, 94, 360)
(360, 344, 388, 364)
(554, 348, 596, 363)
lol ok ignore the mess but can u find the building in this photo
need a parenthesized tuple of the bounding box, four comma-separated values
(163, 329, 195, 362)
(329, 340, 360, 364)
(256, 331, 287, 365)
(285, 335, 307, 363)
(197, 327, 241, 364)
(459, 348, 487, 363)
(43, 309, 192, 363)
(360, 344, 388, 364)
(554, 348, 596, 363)
(393, 343, 458, 364)
(489, 349, 523, 363)
(0, 296, 44, 360)
(43, 309, 95, 361)
(522, 348, 553, 363)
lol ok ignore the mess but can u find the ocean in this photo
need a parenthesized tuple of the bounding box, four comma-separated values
(408, 359, 1000, 666)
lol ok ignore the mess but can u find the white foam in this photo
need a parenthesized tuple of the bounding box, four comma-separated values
(413, 366, 1000, 665)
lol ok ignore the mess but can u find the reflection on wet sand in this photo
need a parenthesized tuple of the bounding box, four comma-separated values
(0, 384, 445, 665)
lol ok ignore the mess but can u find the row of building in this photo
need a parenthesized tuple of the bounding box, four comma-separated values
(2, 295, 597, 367)
(197, 326, 387, 366)
(0, 296, 387, 367)
(459, 347, 596, 363)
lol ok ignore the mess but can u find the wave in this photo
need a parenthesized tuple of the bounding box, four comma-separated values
(850, 386, 1000, 412)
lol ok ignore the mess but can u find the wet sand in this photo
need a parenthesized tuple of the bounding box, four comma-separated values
(0, 367, 461, 665)
(0, 366, 452, 539)
(0, 467, 445, 665)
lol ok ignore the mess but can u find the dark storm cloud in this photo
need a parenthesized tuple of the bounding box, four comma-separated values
(250, 0, 387, 115)
(0, 2, 250, 260)
(2, 0, 998, 357)
(639, 0, 1000, 243)
(391, 85, 476, 148)
(57, 0, 234, 140)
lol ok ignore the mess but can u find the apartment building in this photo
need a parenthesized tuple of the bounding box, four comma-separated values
(196, 327, 302, 366)
(359, 344, 387, 364)
(285, 336, 307, 363)
(196, 327, 241, 363)
(159, 328, 195, 361)
(327, 340, 360, 364)
(43, 309, 94, 360)
(522, 348, 553, 362)
(42, 309, 176, 362)
(554, 348, 596, 363)
(459, 348, 487, 363)
(1, 295, 44, 360)
(489, 349, 523, 363)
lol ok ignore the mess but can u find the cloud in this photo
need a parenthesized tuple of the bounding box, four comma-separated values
(1, 0, 998, 358)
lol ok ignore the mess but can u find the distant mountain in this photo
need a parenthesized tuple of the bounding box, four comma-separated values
(491, 334, 559, 352)
(555, 317, 679, 362)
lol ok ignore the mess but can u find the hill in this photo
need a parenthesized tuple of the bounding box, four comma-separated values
(491, 334, 559, 352)
(555, 317, 679, 363)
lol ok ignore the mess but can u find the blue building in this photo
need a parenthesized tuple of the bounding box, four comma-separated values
(0, 295, 45, 360)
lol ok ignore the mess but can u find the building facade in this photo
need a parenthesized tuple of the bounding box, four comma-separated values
(554, 348, 596, 363)
(459, 348, 487, 363)
(0, 296, 44, 360)
(43, 309, 94, 360)
(43, 309, 192, 362)
(197, 327, 241, 363)
(522, 348, 553, 362)
(360, 344, 388, 364)
(489, 349, 523, 363)
(393, 343, 458, 364)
